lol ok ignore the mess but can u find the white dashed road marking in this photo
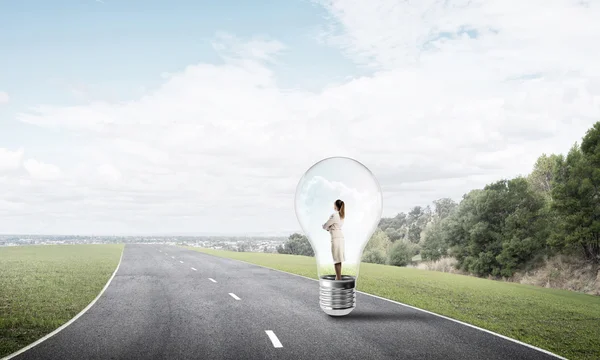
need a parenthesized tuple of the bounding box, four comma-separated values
(179, 261, 184, 264)
(208, 278, 217, 283)
(265, 331, 283, 348)
(229, 293, 240, 300)
(191, 267, 197, 271)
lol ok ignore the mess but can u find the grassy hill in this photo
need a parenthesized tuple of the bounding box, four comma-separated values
(0, 244, 123, 358)
(186, 247, 600, 360)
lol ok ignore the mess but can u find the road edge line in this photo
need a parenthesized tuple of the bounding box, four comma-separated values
(182, 247, 567, 360)
(1, 245, 126, 360)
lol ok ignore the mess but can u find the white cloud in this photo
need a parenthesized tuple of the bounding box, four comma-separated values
(4, 1, 600, 234)
(315, 0, 600, 72)
(97, 164, 122, 182)
(211, 32, 286, 64)
(0, 148, 23, 172)
(0, 91, 9, 105)
(23, 159, 61, 180)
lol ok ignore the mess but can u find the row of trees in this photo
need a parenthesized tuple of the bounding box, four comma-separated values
(361, 198, 459, 267)
(278, 122, 600, 278)
(419, 122, 600, 277)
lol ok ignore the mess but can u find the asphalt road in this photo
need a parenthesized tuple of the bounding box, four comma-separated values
(12, 244, 562, 360)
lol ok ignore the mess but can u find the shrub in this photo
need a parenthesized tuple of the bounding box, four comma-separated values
(362, 248, 387, 264)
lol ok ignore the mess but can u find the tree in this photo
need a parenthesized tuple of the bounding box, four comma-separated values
(444, 189, 484, 266)
(404, 206, 433, 244)
(444, 178, 548, 277)
(277, 233, 314, 256)
(421, 220, 448, 261)
(363, 229, 392, 256)
(495, 178, 550, 276)
(384, 227, 404, 242)
(432, 198, 458, 220)
(552, 123, 600, 263)
(407, 223, 421, 244)
(388, 240, 418, 267)
(379, 212, 407, 231)
(527, 153, 562, 199)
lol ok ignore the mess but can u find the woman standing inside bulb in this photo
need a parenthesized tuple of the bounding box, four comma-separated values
(323, 199, 345, 280)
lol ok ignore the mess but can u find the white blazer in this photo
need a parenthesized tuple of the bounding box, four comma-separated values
(323, 211, 343, 231)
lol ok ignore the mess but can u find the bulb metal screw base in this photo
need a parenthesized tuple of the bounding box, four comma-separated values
(319, 275, 356, 316)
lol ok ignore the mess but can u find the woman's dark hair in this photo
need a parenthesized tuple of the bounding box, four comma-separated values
(335, 199, 345, 219)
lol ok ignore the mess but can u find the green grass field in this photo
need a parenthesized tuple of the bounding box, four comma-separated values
(186, 247, 600, 360)
(0, 244, 124, 358)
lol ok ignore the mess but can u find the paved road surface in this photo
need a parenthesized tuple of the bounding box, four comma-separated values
(12, 244, 562, 360)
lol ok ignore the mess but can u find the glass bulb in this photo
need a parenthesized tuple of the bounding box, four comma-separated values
(294, 156, 383, 316)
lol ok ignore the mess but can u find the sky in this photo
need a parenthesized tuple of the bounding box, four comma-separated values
(1, 0, 600, 235)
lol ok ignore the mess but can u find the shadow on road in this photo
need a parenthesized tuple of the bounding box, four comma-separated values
(330, 311, 431, 322)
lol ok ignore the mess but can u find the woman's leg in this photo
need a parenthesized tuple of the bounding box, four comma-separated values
(334, 262, 341, 280)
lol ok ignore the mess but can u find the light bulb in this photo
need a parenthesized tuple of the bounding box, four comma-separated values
(294, 156, 383, 316)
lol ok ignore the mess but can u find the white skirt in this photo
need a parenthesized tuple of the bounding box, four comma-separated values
(330, 229, 345, 264)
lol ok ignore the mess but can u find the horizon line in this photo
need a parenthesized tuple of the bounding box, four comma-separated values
(0, 232, 300, 237)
